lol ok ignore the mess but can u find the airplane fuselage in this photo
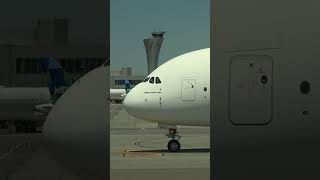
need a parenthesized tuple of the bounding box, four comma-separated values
(124, 48, 210, 126)
(0, 87, 51, 120)
(110, 89, 127, 102)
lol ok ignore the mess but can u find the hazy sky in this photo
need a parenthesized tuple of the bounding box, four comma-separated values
(110, 0, 210, 75)
(0, 0, 108, 44)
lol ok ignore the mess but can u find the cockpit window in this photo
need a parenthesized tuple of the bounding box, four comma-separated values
(149, 77, 155, 84)
(156, 77, 161, 84)
(143, 77, 150, 82)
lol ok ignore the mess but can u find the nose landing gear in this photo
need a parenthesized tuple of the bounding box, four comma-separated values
(166, 128, 181, 152)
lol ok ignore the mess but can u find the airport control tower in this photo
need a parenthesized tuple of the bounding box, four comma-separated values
(143, 31, 165, 74)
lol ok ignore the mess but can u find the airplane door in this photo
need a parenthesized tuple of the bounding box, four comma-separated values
(181, 79, 196, 101)
(229, 55, 273, 125)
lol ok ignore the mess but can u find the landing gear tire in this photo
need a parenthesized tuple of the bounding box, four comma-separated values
(167, 139, 181, 152)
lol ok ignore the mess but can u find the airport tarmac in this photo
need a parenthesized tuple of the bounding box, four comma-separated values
(0, 133, 82, 180)
(0, 103, 209, 180)
(110, 103, 210, 180)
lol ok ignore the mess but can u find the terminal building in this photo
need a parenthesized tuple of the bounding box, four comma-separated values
(0, 18, 107, 87)
(110, 67, 144, 89)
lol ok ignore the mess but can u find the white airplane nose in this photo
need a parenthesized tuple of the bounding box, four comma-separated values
(123, 84, 159, 122)
(123, 89, 135, 112)
(123, 86, 144, 118)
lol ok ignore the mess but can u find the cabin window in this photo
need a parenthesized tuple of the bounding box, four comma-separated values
(149, 77, 155, 84)
(156, 77, 161, 84)
(143, 77, 150, 82)
(204, 87, 207, 91)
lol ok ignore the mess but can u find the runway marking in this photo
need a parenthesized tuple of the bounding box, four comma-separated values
(0, 142, 25, 161)
(134, 141, 143, 147)
(134, 140, 153, 148)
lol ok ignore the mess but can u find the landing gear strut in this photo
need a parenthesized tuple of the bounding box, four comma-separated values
(166, 128, 181, 152)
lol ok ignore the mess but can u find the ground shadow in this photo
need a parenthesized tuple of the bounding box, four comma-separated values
(130, 148, 210, 153)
